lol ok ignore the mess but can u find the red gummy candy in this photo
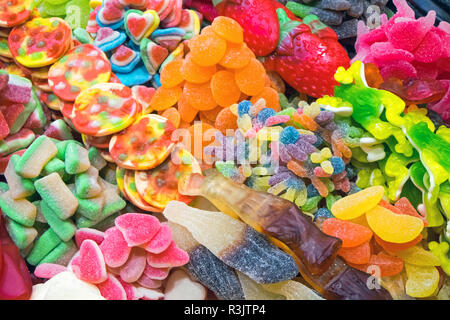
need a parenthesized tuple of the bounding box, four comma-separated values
(0, 215, 33, 300)
(0, 111, 10, 140)
(0, 104, 24, 128)
(322, 218, 373, 248)
(97, 274, 127, 300)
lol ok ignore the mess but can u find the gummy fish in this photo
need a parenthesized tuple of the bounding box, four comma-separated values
(179, 169, 392, 300)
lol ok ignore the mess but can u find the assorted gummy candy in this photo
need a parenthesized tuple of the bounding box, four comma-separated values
(0, 0, 447, 301)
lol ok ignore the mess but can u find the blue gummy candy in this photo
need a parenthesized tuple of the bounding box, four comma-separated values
(313, 132, 323, 148)
(115, 62, 152, 87)
(348, 182, 361, 195)
(238, 100, 252, 117)
(280, 126, 299, 145)
(346, 166, 356, 180)
(127, 39, 140, 51)
(307, 184, 320, 197)
(285, 177, 306, 190)
(151, 27, 186, 38)
(94, 31, 127, 52)
(330, 156, 345, 175)
(313, 208, 334, 222)
(257, 108, 276, 124)
(111, 51, 141, 73)
(96, 7, 124, 30)
(152, 73, 161, 88)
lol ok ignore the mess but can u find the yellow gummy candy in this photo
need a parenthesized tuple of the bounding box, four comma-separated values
(405, 263, 439, 298)
(395, 246, 441, 267)
(330, 186, 384, 220)
(366, 205, 424, 243)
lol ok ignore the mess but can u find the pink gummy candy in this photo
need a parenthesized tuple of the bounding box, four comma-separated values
(115, 213, 161, 247)
(75, 228, 105, 248)
(119, 247, 147, 283)
(146, 241, 189, 268)
(34, 263, 67, 279)
(100, 227, 131, 268)
(136, 272, 162, 289)
(413, 29, 443, 63)
(118, 277, 138, 300)
(371, 42, 414, 64)
(97, 274, 127, 300)
(380, 60, 417, 80)
(141, 223, 172, 254)
(0, 104, 25, 129)
(71, 240, 108, 284)
(0, 111, 10, 140)
(429, 80, 450, 123)
(143, 264, 170, 280)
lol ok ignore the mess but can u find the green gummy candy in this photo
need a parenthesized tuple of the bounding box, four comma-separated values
(100, 166, 117, 185)
(74, 167, 101, 199)
(5, 154, 35, 199)
(65, 142, 90, 174)
(0, 191, 36, 226)
(91, 211, 121, 232)
(68, 184, 103, 220)
(42, 158, 66, 178)
(35, 173, 79, 220)
(39, 240, 77, 266)
(16, 135, 57, 178)
(26, 228, 62, 266)
(73, 27, 93, 44)
(39, 0, 67, 17)
(10, 89, 40, 134)
(88, 147, 107, 171)
(5, 218, 38, 250)
(39, 200, 76, 242)
(65, 0, 90, 29)
(302, 195, 322, 212)
(55, 139, 82, 160)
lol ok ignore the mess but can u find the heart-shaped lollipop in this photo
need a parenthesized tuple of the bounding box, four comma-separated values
(124, 9, 160, 44)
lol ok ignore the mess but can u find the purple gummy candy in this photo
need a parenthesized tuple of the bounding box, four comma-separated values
(428, 80, 450, 124)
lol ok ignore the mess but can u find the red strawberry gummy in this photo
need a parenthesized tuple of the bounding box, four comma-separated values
(263, 10, 350, 98)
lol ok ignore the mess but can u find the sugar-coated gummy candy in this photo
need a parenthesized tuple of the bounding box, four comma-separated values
(211, 16, 244, 44)
(71, 239, 107, 284)
(181, 54, 217, 84)
(141, 223, 172, 254)
(96, 274, 127, 300)
(338, 241, 371, 265)
(100, 227, 131, 268)
(331, 186, 385, 220)
(27, 229, 62, 266)
(15, 136, 57, 179)
(115, 213, 161, 247)
(211, 70, 241, 107)
(4, 154, 35, 200)
(146, 241, 189, 268)
(38, 200, 77, 242)
(75, 228, 105, 248)
(0, 191, 36, 227)
(164, 269, 206, 300)
(34, 263, 67, 279)
(395, 246, 441, 267)
(4, 218, 37, 250)
(366, 205, 424, 244)
(120, 247, 147, 283)
(163, 201, 299, 284)
(405, 263, 439, 298)
(35, 173, 79, 220)
(189, 33, 227, 67)
(234, 59, 266, 96)
(322, 218, 373, 248)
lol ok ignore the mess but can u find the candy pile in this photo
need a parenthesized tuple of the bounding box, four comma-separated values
(353, 0, 450, 122)
(321, 185, 441, 299)
(0, 0, 448, 302)
(30, 213, 200, 300)
(150, 16, 280, 128)
(205, 97, 358, 217)
(285, 0, 392, 40)
(0, 135, 128, 266)
(87, 0, 201, 87)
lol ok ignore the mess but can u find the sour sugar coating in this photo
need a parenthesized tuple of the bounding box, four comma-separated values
(163, 201, 299, 284)
(42, 158, 66, 179)
(0, 191, 36, 227)
(0, 129, 35, 158)
(38, 201, 77, 242)
(71, 239, 108, 284)
(331, 186, 384, 220)
(35, 173, 79, 220)
(65, 142, 91, 175)
(169, 221, 245, 300)
(4, 218, 37, 250)
(26, 229, 62, 266)
(69, 185, 105, 220)
(15, 136, 57, 178)
(75, 167, 102, 199)
(4, 154, 35, 200)
(88, 147, 107, 171)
